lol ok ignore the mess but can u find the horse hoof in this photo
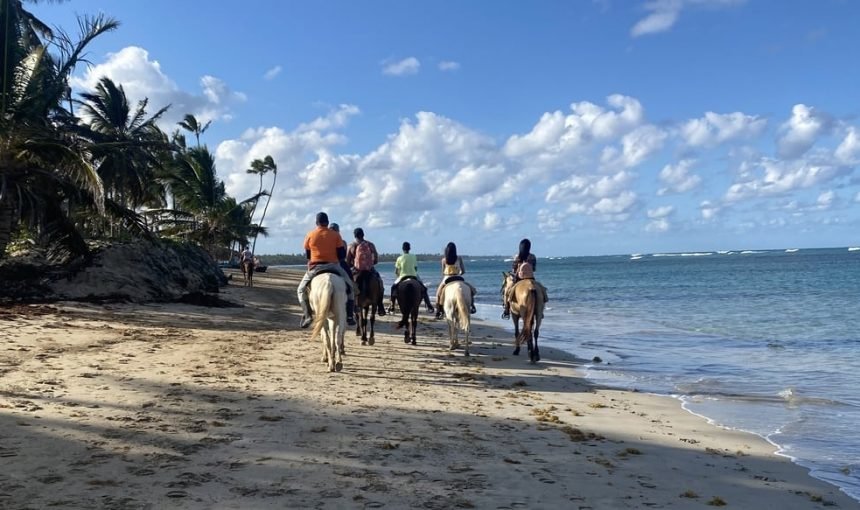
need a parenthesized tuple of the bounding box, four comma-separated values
(404, 337, 410, 344)
(368, 338, 375, 346)
(513, 348, 520, 356)
(361, 340, 367, 346)
(335, 362, 343, 372)
(410, 340, 416, 346)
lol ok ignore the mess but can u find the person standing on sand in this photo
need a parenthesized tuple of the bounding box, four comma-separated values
(389, 241, 435, 313)
(502, 238, 548, 319)
(435, 242, 477, 319)
(297, 212, 356, 328)
(346, 228, 386, 316)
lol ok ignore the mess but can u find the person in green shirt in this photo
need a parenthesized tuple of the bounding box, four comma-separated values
(388, 242, 435, 313)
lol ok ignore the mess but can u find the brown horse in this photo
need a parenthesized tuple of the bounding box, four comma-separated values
(241, 260, 254, 287)
(501, 272, 545, 363)
(395, 278, 421, 345)
(354, 270, 382, 345)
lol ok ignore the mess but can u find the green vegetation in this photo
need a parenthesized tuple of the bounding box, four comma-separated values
(0, 1, 273, 262)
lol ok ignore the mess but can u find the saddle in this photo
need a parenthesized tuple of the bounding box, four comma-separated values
(441, 275, 464, 288)
(308, 268, 346, 291)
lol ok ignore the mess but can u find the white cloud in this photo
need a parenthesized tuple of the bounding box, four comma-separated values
(382, 57, 421, 76)
(601, 124, 667, 169)
(777, 104, 831, 159)
(71, 46, 245, 129)
(681, 111, 766, 147)
(646, 205, 674, 234)
(658, 159, 702, 195)
(438, 61, 461, 71)
(263, 65, 282, 80)
(482, 212, 502, 230)
(816, 190, 836, 210)
(631, 0, 745, 37)
(700, 200, 721, 220)
(647, 205, 675, 218)
(854, 191, 860, 203)
(835, 127, 860, 164)
(504, 94, 645, 162)
(298, 104, 360, 132)
(723, 156, 849, 202)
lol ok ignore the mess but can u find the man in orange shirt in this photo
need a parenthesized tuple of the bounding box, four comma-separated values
(297, 212, 356, 328)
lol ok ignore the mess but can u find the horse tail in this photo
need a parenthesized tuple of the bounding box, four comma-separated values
(311, 286, 332, 341)
(522, 288, 536, 340)
(456, 284, 470, 329)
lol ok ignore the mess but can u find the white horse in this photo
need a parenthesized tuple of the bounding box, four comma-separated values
(309, 273, 347, 372)
(442, 280, 472, 356)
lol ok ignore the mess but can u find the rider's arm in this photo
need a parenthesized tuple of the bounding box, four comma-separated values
(530, 253, 537, 272)
(458, 256, 466, 275)
(305, 249, 311, 260)
(337, 244, 346, 261)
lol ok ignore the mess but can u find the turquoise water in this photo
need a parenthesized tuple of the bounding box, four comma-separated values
(375, 247, 860, 501)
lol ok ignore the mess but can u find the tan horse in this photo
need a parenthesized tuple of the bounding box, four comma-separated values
(241, 259, 255, 287)
(442, 280, 472, 356)
(501, 272, 545, 364)
(310, 273, 347, 372)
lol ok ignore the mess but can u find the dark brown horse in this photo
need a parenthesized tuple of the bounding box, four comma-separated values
(354, 270, 382, 345)
(395, 278, 421, 345)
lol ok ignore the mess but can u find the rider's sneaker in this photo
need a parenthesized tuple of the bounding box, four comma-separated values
(470, 305, 477, 314)
(347, 316, 356, 326)
(300, 316, 312, 329)
(434, 310, 444, 320)
(501, 311, 510, 320)
(426, 305, 435, 314)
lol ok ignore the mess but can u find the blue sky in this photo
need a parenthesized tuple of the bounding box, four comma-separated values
(33, 0, 860, 256)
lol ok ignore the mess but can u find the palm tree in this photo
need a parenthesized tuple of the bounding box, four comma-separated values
(245, 155, 277, 254)
(178, 114, 210, 147)
(0, 8, 119, 258)
(76, 76, 170, 234)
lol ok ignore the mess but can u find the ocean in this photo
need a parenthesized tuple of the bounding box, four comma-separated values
(373, 247, 860, 501)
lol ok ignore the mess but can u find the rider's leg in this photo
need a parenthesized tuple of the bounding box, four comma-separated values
(297, 269, 316, 328)
(419, 281, 434, 313)
(435, 280, 445, 319)
(468, 282, 478, 314)
(502, 284, 514, 319)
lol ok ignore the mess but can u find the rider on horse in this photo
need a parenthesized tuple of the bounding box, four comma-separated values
(297, 212, 356, 328)
(502, 238, 549, 319)
(434, 242, 477, 319)
(346, 228, 386, 316)
(389, 241, 435, 313)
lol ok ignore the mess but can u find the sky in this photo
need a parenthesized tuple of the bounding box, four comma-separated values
(32, 0, 860, 256)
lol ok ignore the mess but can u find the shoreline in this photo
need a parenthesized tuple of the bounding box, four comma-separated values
(0, 267, 856, 508)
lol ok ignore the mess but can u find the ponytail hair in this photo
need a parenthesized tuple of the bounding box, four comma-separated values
(444, 242, 458, 265)
(518, 238, 531, 262)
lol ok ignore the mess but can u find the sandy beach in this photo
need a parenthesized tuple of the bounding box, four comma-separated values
(0, 268, 856, 509)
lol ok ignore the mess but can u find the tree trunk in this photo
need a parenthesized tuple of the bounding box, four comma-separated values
(251, 171, 276, 254)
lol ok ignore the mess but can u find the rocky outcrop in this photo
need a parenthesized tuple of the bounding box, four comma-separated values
(0, 240, 229, 305)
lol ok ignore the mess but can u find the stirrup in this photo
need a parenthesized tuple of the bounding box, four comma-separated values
(501, 310, 510, 319)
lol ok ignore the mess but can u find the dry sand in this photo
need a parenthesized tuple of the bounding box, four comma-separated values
(1, 268, 856, 509)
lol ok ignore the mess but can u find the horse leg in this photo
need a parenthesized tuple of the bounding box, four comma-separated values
(334, 321, 344, 372)
(410, 309, 418, 345)
(464, 321, 471, 357)
(533, 317, 541, 362)
(368, 307, 376, 346)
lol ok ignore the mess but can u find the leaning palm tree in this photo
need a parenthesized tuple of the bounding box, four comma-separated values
(245, 155, 277, 254)
(0, 10, 119, 259)
(178, 113, 210, 147)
